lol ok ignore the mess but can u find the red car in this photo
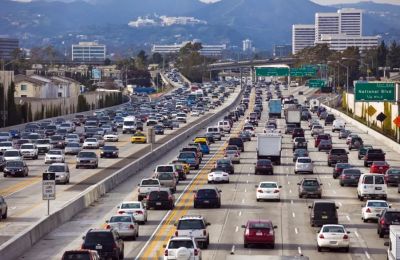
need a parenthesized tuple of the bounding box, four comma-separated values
(242, 219, 277, 248)
(370, 161, 390, 174)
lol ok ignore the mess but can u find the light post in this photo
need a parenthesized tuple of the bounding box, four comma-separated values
(1, 59, 17, 127)
(342, 57, 370, 79)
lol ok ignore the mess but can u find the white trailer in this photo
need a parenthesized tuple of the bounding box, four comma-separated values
(386, 225, 400, 260)
(257, 133, 282, 165)
(285, 109, 301, 127)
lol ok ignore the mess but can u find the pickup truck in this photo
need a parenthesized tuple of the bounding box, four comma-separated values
(364, 149, 386, 167)
(327, 148, 349, 167)
(137, 178, 161, 201)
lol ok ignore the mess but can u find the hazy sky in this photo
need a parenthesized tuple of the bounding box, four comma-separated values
(200, 0, 400, 5)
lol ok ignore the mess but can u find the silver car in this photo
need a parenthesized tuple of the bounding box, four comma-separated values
(294, 157, 314, 174)
(76, 151, 98, 169)
(106, 214, 139, 240)
(65, 142, 82, 155)
(46, 163, 70, 184)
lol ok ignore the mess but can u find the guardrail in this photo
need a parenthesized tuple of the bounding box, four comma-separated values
(0, 86, 243, 260)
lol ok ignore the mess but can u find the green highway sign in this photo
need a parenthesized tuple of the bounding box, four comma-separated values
(354, 82, 396, 102)
(308, 79, 327, 88)
(290, 67, 317, 77)
(302, 64, 319, 70)
(256, 67, 289, 77)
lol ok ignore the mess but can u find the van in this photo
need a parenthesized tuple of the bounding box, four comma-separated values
(309, 200, 339, 227)
(207, 126, 222, 140)
(154, 171, 177, 193)
(357, 173, 387, 201)
(218, 121, 231, 133)
(332, 119, 346, 132)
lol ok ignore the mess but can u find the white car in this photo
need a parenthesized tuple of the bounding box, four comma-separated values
(175, 215, 210, 249)
(361, 200, 390, 222)
(311, 125, 324, 136)
(20, 143, 39, 159)
(45, 149, 65, 164)
(0, 141, 14, 154)
(36, 139, 53, 154)
(243, 125, 255, 136)
(92, 135, 105, 147)
(65, 134, 80, 144)
(117, 201, 148, 224)
(59, 122, 75, 133)
(104, 133, 119, 142)
(46, 163, 70, 184)
(225, 150, 240, 164)
(3, 149, 22, 161)
(192, 110, 200, 117)
(163, 236, 201, 260)
(83, 138, 100, 149)
(106, 214, 139, 240)
(256, 181, 281, 202)
(317, 224, 350, 252)
(294, 157, 314, 174)
(208, 170, 229, 183)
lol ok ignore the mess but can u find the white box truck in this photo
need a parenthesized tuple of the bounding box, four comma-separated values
(257, 133, 282, 165)
(285, 108, 301, 127)
(386, 225, 400, 260)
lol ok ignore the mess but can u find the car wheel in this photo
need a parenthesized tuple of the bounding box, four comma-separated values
(244, 243, 248, 248)
(379, 230, 384, 238)
(328, 162, 331, 167)
(317, 245, 322, 252)
(3, 173, 6, 178)
(340, 183, 344, 187)
(360, 196, 364, 201)
(256, 198, 260, 202)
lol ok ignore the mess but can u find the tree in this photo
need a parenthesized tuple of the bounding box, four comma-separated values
(387, 41, 400, 69)
(135, 50, 148, 70)
(377, 41, 388, 67)
(104, 58, 112, 66)
(151, 52, 163, 65)
(7, 82, 20, 126)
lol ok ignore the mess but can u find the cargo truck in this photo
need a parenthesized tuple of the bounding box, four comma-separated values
(268, 99, 282, 118)
(385, 225, 400, 260)
(285, 107, 301, 127)
(257, 133, 282, 165)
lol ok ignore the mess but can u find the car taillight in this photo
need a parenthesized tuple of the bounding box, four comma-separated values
(175, 231, 178, 236)
(274, 190, 279, 193)
(257, 189, 263, 193)
(106, 224, 110, 229)
(203, 229, 207, 236)
(245, 228, 249, 236)
(164, 249, 168, 256)
(380, 219, 385, 225)
(194, 249, 199, 256)
(319, 234, 324, 239)
(118, 211, 125, 214)
(343, 234, 349, 239)
(366, 208, 371, 213)
(136, 210, 143, 215)
(129, 224, 135, 229)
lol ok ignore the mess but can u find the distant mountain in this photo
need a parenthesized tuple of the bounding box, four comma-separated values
(0, 0, 399, 55)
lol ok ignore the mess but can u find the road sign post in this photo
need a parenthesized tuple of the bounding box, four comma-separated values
(42, 172, 56, 216)
(354, 82, 396, 102)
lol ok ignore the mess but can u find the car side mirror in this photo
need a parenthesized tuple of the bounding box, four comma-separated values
(273, 225, 277, 229)
(320, 183, 323, 185)
(207, 222, 211, 226)
(347, 231, 350, 234)
(308, 206, 312, 209)
(384, 242, 390, 247)
(389, 204, 392, 208)
(219, 190, 222, 193)
(336, 206, 339, 209)
(297, 183, 300, 185)
(82, 236, 86, 240)
(279, 186, 282, 188)
(163, 244, 167, 248)
(241, 225, 246, 228)
(105, 220, 109, 223)
(347, 152, 349, 154)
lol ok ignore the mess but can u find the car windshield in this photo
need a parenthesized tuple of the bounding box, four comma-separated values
(178, 152, 195, 159)
(141, 179, 159, 185)
(385, 212, 400, 222)
(336, 163, 351, 169)
(134, 133, 145, 137)
(48, 150, 62, 155)
(156, 166, 174, 172)
(322, 226, 345, 233)
(368, 201, 388, 207)
(86, 139, 97, 142)
(109, 216, 132, 223)
(388, 169, 400, 175)
(298, 158, 311, 163)
(0, 142, 12, 147)
(178, 219, 205, 230)
(196, 189, 217, 198)
(48, 165, 66, 172)
(121, 203, 140, 209)
(66, 143, 80, 147)
(84, 232, 114, 244)
(158, 172, 173, 180)
(0, 133, 9, 137)
(51, 136, 62, 141)
(66, 135, 78, 139)
(343, 169, 361, 175)
(4, 151, 19, 156)
(303, 180, 319, 186)
(248, 222, 271, 229)
(314, 203, 336, 211)
(373, 161, 387, 166)
(79, 152, 96, 158)
(21, 144, 34, 149)
(168, 240, 194, 249)
(260, 183, 277, 188)
(124, 121, 135, 126)
(103, 146, 117, 151)
(6, 161, 23, 167)
(36, 139, 50, 144)
(62, 252, 91, 260)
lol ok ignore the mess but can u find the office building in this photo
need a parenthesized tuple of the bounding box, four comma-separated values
(151, 41, 226, 57)
(316, 34, 378, 51)
(273, 45, 292, 58)
(315, 12, 340, 41)
(338, 8, 362, 36)
(242, 39, 253, 52)
(292, 24, 316, 55)
(72, 42, 106, 62)
(0, 38, 19, 61)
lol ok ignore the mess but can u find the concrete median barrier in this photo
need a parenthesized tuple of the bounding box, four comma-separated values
(0, 87, 243, 260)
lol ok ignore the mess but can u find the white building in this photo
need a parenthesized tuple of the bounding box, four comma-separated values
(292, 24, 316, 55)
(316, 34, 379, 51)
(338, 8, 362, 36)
(72, 42, 106, 62)
(151, 42, 226, 57)
(242, 39, 253, 52)
(315, 12, 340, 41)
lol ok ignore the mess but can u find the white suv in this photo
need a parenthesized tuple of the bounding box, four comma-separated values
(20, 143, 39, 159)
(218, 120, 231, 133)
(174, 215, 210, 249)
(163, 236, 201, 260)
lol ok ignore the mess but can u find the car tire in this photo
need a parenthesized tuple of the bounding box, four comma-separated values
(359, 196, 364, 201)
(256, 198, 260, 202)
(344, 247, 349, 253)
(379, 230, 384, 238)
(317, 245, 322, 252)
(340, 183, 344, 187)
(328, 162, 331, 167)
(3, 173, 6, 178)
(244, 243, 248, 248)
(2, 209, 7, 219)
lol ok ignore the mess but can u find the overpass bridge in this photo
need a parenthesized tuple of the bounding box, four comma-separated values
(207, 57, 297, 71)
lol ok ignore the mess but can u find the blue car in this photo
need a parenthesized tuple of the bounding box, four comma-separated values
(199, 143, 210, 154)
(8, 130, 20, 139)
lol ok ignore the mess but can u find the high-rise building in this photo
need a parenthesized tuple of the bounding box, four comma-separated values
(292, 24, 315, 55)
(71, 42, 106, 62)
(242, 39, 253, 52)
(273, 45, 292, 58)
(151, 41, 226, 57)
(338, 8, 362, 36)
(0, 38, 19, 61)
(315, 12, 340, 41)
(316, 34, 378, 51)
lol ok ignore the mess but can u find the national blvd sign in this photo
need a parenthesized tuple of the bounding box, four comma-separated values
(354, 82, 396, 102)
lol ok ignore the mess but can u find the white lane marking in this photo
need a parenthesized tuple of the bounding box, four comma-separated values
(288, 181, 290, 185)
(246, 180, 249, 184)
(289, 189, 292, 194)
(235, 226, 239, 232)
(291, 200, 293, 205)
(298, 246, 302, 255)
(292, 212, 296, 218)
(244, 188, 247, 193)
(286, 174, 289, 177)
(355, 231, 360, 238)
(248, 173, 250, 176)
(10, 206, 17, 210)
(230, 245, 235, 255)
(239, 211, 242, 217)
(338, 202, 342, 207)
(295, 228, 298, 234)
(328, 182, 331, 186)
(241, 198, 245, 204)
(365, 251, 371, 259)
(346, 215, 351, 221)
(332, 190, 337, 194)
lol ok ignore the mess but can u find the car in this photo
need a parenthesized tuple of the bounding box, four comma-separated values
(254, 159, 274, 175)
(83, 138, 100, 149)
(61, 250, 100, 260)
(76, 151, 98, 169)
(317, 224, 350, 252)
(361, 200, 390, 223)
(14, 139, 30, 150)
(65, 134, 80, 144)
(193, 186, 221, 208)
(116, 201, 147, 224)
(81, 229, 124, 260)
(36, 139, 53, 154)
(357, 173, 387, 201)
(332, 163, 352, 179)
(348, 136, 363, 150)
(224, 150, 240, 164)
(293, 149, 309, 162)
(327, 148, 349, 167)
(294, 157, 313, 174)
(243, 124, 255, 137)
(285, 123, 296, 134)
(207, 170, 229, 183)
(177, 151, 199, 170)
(318, 139, 332, 151)
(174, 215, 210, 249)
(154, 125, 164, 135)
(256, 182, 281, 202)
(311, 125, 324, 136)
(324, 114, 336, 126)
(228, 137, 244, 152)
(384, 167, 400, 186)
(364, 149, 386, 167)
(292, 128, 305, 139)
(163, 236, 201, 260)
(370, 161, 390, 174)
(206, 126, 222, 140)
(105, 214, 139, 240)
(65, 142, 82, 155)
(0, 141, 14, 154)
(377, 209, 400, 238)
(3, 149, 22, 161)
(346, 133, 358, 145)
(242, 220, 277, 248)
(154, 165, 178, 192)
(50, 135, 65, 149)
(298, 178, 322, 198)
(0, 196, 7, 220)
(309, 201, 339, 227)
(214, 158, 234, 175)
(103, 133, 119, 142)
(146, 188, 175, 210)
(332, 119, 345, 132)
(315, 134, 331, 148)
(339, 168, 362, 187)
(46, 163, 70, 184)
(3, 160, 29, 177)
(358, 145, 373, 160)
(0, 132, 12, 142)
(19, 143, 39, 160)
(100, 145, 119, 158)
(131, 132, 147, 144)
(338, 129, 351, 139)
(293, 137, 307, 151)
(45, 149, 65, 164)
(239, 131, 251, 142)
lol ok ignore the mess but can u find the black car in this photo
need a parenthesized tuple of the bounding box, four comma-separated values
(255, 159, 274, 175)
(194, 186, 222, 208)
(82, 229, 124, 260)
(339, 168, 362, 186)
(215, 158, 234, 174)
(154, 125, 164, 135)
(324, 114, 336, 125)
(0, 156, 6, 171)
(136, 121, 144, 131)
(228, 137, 244, 152)
(377, 209, 400, 238)
(239, 131, 251, 142)
(309, 201, 339, 227)
(358, 145, 373, 160)
(3, 160, 29, 177)
(100, 146, 119, 158)
(285, 124, 296, 134)
(384, 167, 400, 186)
(146, 189, 175, 210)
(162, 120, 174, 130)
(292, 128, 305, 139)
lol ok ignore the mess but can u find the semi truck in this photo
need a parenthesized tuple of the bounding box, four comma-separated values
(257, 133, 282, 165)
(285, 107, 301, 127)
(385, 225, 400, 260)
(268, 99, 282, 118)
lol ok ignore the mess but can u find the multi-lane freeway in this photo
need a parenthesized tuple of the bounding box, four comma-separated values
(3, 82, 399, 260)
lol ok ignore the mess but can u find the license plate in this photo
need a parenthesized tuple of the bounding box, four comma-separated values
(329, 241, 337, 244)
(156, 202, 161, 206)
(350, 176, 355, 179)
(256, 232, 263, 236)
(322, 216, 328, 219)
(216, 178, 220, 181)
(379, 167, 383, 169)
(203, 200, 209, 203)
(375, 187, 382, 190)
(95, 245, 103, 250)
